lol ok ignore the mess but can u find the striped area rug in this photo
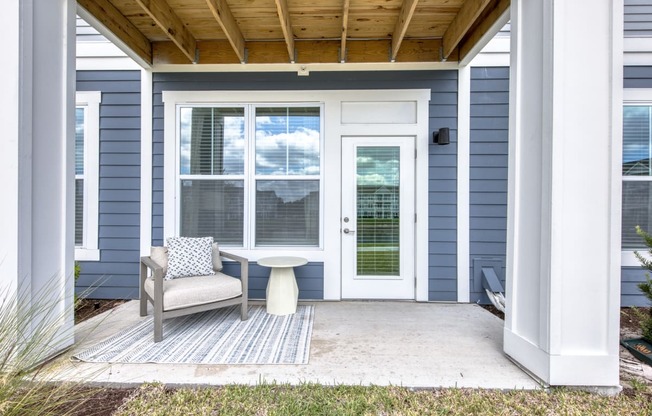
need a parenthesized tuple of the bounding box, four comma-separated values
(72, 305, 313, 365)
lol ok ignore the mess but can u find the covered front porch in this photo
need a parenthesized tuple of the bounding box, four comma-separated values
(49, 301, 538, 389)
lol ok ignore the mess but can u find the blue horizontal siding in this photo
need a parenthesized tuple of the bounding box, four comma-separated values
(151, 70, 458, 302)
(221, 262, 324, 300)
(625, 0, 652, 37)
(76, 70, 141, 300)
(469, 67, 509, 304)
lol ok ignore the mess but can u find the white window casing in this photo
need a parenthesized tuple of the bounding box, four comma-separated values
(75, 91, 101, 261)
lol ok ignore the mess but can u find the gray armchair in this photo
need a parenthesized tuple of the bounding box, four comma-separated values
(139, 246, 248, 342)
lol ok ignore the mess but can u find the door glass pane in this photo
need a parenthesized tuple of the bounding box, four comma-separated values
(179, 107, 245, 175)
(255, 107, 320, 175)
(180, 179, 244, 245)
(356, 147, 400, 276)
(255, 180, 319, 246)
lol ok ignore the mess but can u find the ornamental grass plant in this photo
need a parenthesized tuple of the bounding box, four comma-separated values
(0, 277, 106, 415)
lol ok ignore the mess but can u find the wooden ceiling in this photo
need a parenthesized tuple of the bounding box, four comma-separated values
(77, 0, 509, 66)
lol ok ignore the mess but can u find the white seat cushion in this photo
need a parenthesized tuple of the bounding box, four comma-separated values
(144, 273, 242, 311)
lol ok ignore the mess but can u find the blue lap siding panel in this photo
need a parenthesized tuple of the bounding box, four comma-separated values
(469, 67, 509, 304)
(625, 0, 652, 37)
(151, 71, 458, 301)
(76, 70, 141, 299)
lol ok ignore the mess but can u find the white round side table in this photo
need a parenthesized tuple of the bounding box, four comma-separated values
(258, 256, 307, 315)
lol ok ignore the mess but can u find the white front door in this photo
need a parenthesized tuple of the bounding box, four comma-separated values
(341, 136, 415, 299)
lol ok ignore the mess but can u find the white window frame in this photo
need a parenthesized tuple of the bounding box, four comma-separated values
(622, 89, 652, 266)
(75, 91, 101, 261)
(165, 93, 325, 258)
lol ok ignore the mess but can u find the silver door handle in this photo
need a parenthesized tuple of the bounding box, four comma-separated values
(343, 228, 356, 234)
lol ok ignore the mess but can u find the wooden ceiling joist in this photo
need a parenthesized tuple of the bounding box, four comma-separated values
(340, 0, 350, 63)
(205, 0, 247, 63)
(274, 0, 296, 63)
(441, 0, 493, 60)
(459, 0, 510, 61)
(77, 0, 152, 65)
(391, 0, 420, 62)
(135, 0, 197, 63)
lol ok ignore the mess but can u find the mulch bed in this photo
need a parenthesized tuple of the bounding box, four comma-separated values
(70, 388, 136, 416)
(75, 298, 128, 324)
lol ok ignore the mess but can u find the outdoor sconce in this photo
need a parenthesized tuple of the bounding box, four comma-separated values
(433, 127, 450, 145)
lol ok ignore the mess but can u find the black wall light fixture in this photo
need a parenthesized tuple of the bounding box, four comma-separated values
(433, 127, 450, 145)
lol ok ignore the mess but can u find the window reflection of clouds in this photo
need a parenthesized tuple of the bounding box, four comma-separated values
(257, 180, 318, 203)
(255, 109, 320, 176)
(356, 152, 399, 186)
(179, 107, 245, 175)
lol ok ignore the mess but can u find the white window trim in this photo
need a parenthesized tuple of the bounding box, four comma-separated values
(75, 91, 101, 261)
(170, 99, 325, 254)
(622, 89, 652, 267)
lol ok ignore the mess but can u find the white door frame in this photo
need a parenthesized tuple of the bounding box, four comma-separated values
(341, 136, 416, 299)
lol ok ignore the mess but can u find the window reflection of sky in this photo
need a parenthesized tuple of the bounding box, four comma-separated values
(255, 112, 320, 176)
(179, 107, 245, 175)
(356, 148, 399, 186)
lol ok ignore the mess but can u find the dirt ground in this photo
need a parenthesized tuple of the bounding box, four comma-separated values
(75, 298, 128, 324)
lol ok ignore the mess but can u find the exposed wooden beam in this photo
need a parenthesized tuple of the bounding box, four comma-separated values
(153, 39, 449, 65)
(205, 0, 246, 63)
(441, 0, 493, 60)
(135, 0, 197, 63)
(340, 0, 350, 63)
(391, 0, 420, 62)
(77, 0, 152, 66)
(459, 0, 510, 62)
(274, 0, 296, 63)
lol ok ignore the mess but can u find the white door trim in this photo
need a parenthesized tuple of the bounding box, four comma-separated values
(341, 136, 416, 299)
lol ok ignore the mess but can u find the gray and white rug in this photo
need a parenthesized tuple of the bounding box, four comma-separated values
(72, 305, 313, 365)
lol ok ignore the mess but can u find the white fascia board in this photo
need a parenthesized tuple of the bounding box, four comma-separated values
(76, 57, 141, 71)
(459, 8, 511, 67)
(77, 42, 129, 57)
(76, 3, 150, 69)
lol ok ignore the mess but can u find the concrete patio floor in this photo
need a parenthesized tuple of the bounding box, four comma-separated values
(47, 301, 540, 389)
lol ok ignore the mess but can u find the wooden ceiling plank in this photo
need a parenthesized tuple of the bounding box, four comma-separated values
(205, 0, 247, 63)
(274, 0, 296, 63)
(441, 0, 493, 60)
(135, 0, 198, 63)
(390, 0, 420, 62)
(341, 0, 350, 63)
(77, 0, 152, 65)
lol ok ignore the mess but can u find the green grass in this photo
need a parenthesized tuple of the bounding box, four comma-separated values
(114, 383, 652, 416)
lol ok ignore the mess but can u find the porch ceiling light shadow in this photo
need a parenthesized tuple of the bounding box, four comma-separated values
(76, 0, 510, 67)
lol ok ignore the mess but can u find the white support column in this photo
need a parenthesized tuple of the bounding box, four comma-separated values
(505, 0, 623, 388)
(0, 0, 76, 360)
